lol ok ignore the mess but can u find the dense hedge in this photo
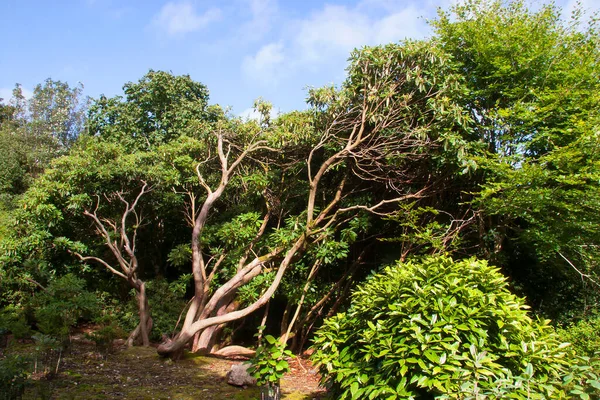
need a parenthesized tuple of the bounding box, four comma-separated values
(311, 256, 578, 399)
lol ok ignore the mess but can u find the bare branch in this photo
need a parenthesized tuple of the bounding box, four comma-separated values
(559, 252, 600, 289)
(75, 253, 128, 280)
(338, 187, 429, 216)
(83, 209, 131, 274)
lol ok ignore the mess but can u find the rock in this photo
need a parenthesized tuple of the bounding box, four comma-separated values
(226, 363, 257, 387)
(213, 345, 256, 359)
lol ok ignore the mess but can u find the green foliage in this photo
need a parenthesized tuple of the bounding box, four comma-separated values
(28, 78, 88, 149)
(32, 274, 98, 339)
(31, 333, 63, 378)
(114, 277, 190, 342)
(477, 130, 600, 317)
(87, 70, 212, 150)
(217, 212, 264, 248)
(147, 277, 189, 341)
(0, 79, 87, 206)
(0, 354, 28, 400)
(237, 271, 275, 306)
(429, 0, 600, 319)
(167, 244, 192, 268)
(85, 323, 124, 358)
(0, 306, 32, 339)
(311, 256, 574, 399)
(250, 335, 293, 385)
(432, 0, 599, 157)
(383, 203, 465, 257)
(1, 2, 598, 375)
(563, 357, 600, 400)
(557, 314, 600, 359)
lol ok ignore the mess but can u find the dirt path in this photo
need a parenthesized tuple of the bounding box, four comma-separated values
(20, 339, 326, 400)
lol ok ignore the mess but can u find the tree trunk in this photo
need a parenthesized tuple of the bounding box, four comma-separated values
(126, 315, 153, 347)
(279, 302, 292, 338)
(137, 281, 151, 346)
(193, 297, 239, 353)
(158, 235, 307, 358)
(125, 281, 153, 347)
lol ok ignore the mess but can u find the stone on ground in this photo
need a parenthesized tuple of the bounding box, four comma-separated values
(226, 362, 257, 387)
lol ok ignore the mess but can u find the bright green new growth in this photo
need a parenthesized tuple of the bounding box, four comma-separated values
(250, 335, 293, 386)
(311, 256, 573, 399)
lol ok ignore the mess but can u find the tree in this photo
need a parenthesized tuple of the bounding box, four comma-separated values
(3, 71, 224, 346)
(157, 40, 473, 357)
(11, 140, 177, 345)
(0, 100, 15, 125)
(0, 80, 88, 205)
(28, 79, 88, 149)
(87, 70, 212, 150)
(431, 0, 600, 318)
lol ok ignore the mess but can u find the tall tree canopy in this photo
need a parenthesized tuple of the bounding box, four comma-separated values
(87, 70, 214, 150)
(0, 1, 598, 376)
(431, 0, 600, 317)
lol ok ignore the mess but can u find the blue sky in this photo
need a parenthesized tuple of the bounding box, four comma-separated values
(0, 0, 596, 118)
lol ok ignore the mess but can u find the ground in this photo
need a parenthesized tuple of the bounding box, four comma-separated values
(5, 333, 327, 400)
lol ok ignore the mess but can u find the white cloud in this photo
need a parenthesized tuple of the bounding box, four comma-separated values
(294, 4, 427, 65)
(374, 7, 424, 43)
(241, 1, 430, 86)
(294, 5, 371, 64)
(242, 42, 285, 84)
(152, 1, 221, 36)
(239, 0, 278, 41)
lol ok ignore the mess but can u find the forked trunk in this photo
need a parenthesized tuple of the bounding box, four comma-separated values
(158, 235, 307, 358)
(126, 281, 153, 347)
(192, 297, 239, 353)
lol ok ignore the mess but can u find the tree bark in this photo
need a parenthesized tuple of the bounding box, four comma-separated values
(137, 281, 151, 346)
(125, 282, 153, 347)
(192, 297, 239, 353)
(157, 235, 307, 357)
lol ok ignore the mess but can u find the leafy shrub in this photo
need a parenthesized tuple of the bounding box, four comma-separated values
(0, 354, 29, 400)
(557, 314, 600, 358)
(32, 274, 98, 340)
(563, 357, 600, 400)
(85, 323, 124, 358)
(31, 334, 63, 378)
(250, 335, 292, 400)
(311, 256, 575, 399)
(556, 315, 600, 399)
(0, 306, 31, 340)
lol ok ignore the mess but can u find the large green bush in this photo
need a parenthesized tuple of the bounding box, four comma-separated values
(311, 256, 577, 399)
(32, 274, 98, 340)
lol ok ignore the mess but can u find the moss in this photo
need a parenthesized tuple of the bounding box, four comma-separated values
(9, 339, 324, 400)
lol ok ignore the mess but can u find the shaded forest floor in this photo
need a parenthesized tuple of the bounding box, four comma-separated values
(6, 332, 327, 399)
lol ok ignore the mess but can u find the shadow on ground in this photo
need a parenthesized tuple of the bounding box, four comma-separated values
(14, 341, 327, 400)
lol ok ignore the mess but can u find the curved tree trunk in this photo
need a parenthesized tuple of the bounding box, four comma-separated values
(192, 298, 239, 353)
(126, 316, 153, 347)
(125, 281, 153, 347)
(157, 235, 307, 358)
(78, 182, 155, 347)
